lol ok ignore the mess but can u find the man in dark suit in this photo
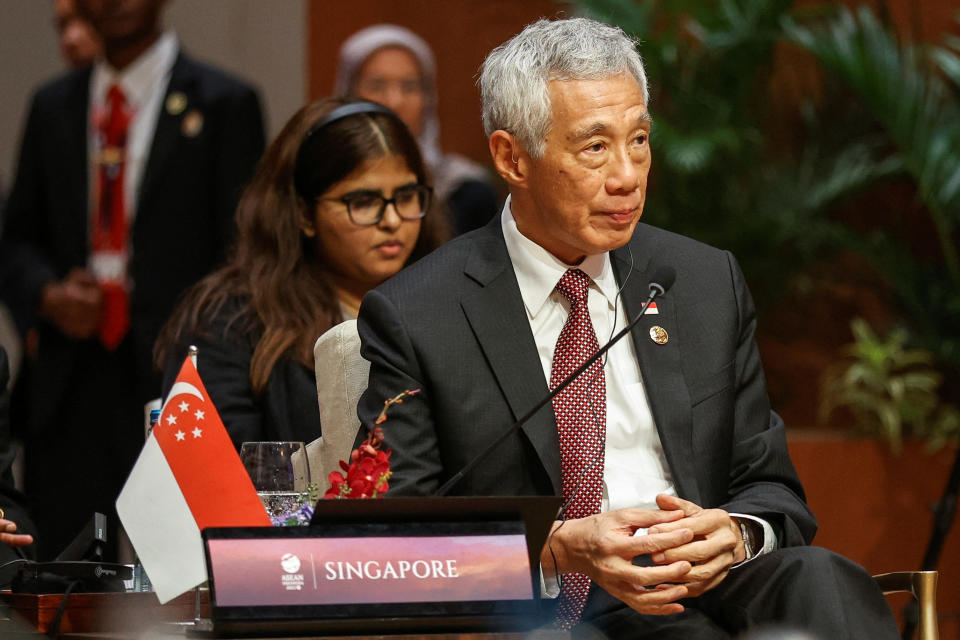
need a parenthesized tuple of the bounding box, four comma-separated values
(357, 17, 898, 639)
(0, 0, 264, 559)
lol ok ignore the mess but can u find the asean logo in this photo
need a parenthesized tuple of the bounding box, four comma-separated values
(281, 553, 301, 574)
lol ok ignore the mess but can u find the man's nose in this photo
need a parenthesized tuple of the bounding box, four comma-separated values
(606, 148, 640, 193)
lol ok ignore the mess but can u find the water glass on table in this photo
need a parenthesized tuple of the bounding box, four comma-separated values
(239, 441, 313, 526)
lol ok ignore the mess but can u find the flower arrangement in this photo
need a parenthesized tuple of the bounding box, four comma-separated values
(271, 483, 319, 526)
(324, 389, 421, 499)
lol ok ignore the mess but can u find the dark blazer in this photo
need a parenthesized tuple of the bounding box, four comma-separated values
(0, 51, 265, 423)
(160, 299, 322, 449)
(357, 216, 816, 548)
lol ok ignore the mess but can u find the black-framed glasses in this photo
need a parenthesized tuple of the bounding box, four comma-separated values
(318, 184, 432, 226)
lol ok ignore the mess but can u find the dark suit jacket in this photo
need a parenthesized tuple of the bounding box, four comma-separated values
(160, 298, 322, 450)
(0, 51, 265, 427)
(357, 217, 816, 548)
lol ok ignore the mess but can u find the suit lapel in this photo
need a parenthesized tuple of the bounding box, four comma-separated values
(138, 54, 194, 211)
(64, 71, 91, 226)
(460, 223, 562, 494)
(612, 237, 701, 504)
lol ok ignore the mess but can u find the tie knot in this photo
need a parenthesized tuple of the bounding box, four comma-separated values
(555, 269, 591, 305)
(100, 84, 132, 143)
(107, 84, 126, 109)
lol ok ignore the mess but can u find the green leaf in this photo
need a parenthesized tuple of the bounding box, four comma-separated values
(784, 5, 960, 283)
(819, 317, 959, 449)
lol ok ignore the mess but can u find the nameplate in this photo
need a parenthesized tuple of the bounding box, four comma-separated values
(202, 497, 560, 635)
(206, 524, 532, 607)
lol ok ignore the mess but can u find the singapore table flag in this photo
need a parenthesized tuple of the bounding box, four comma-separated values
(117, 351, 270, 603)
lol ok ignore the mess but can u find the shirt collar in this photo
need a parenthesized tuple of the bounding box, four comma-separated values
(91, 30, 179, 108)
(501, 196, 620, 319)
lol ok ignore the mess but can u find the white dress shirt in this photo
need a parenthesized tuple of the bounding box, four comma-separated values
(499, 199, 775, 595)
(501, 199, 676, 512)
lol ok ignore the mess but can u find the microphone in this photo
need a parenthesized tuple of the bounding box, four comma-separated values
(434, 266, 677, 496)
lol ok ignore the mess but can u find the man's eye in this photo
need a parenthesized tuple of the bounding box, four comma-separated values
(586, 142, 605, 153)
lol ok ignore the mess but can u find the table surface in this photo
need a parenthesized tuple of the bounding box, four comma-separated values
(0, 590, 566, 639)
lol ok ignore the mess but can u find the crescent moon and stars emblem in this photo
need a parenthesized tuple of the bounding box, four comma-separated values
(158, 382, 207, 441)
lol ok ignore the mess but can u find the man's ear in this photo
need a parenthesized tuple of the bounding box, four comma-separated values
(489, 130, 530, 188)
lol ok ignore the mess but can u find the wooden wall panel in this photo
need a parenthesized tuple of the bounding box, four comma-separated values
(307, 0, 562, 167)
(307, 0, 958, 169)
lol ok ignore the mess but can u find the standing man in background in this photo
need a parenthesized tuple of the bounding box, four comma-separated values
(0, 0, 101, 382)
(0, 0, 265, 559)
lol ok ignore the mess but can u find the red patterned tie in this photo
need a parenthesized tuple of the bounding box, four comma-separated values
(93, 84, 132, 350)
(550, 268, 606, 628)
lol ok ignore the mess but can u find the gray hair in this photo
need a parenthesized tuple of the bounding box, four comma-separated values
(479, 17, 649, 158)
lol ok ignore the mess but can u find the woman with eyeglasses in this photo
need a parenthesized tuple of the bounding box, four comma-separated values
(154, 97, 447, 447)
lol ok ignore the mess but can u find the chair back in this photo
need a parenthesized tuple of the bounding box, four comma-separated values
(311, 320, 369, 483)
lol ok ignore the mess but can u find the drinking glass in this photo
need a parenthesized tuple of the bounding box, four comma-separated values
(239, 441, 312, 526)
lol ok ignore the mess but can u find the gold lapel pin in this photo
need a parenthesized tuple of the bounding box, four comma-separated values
(649, 325, 669, 345)
(182, 109, 204, 137)
(97, 146, 123, 167)
(166, 92, 187, 116)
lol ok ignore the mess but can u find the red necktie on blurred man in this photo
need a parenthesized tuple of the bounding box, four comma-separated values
(93, 83, 132, 350)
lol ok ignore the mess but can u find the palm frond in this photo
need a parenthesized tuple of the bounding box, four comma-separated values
(784, 6, 960, 283)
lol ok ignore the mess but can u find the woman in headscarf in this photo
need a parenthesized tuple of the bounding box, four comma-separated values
(335, 24, 501, 236)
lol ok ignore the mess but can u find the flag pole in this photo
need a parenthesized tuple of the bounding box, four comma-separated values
(188, 345, 198, 368)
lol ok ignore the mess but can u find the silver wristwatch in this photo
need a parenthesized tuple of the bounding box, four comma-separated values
(738, 519, 759, 559)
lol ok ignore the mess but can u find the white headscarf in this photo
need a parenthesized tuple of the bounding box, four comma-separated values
(334, 24, 490, 201)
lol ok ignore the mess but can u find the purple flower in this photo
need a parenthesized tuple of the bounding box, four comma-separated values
(271, 501, 315, 526)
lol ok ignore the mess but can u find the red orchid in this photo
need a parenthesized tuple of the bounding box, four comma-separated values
(324, 390, 418, 499)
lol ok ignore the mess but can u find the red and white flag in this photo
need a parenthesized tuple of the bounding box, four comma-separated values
(117, 355, 270, 603)
(644, 302, 659, 315)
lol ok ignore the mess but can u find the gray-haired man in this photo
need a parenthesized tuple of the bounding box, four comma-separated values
(357, 17, 898, 638)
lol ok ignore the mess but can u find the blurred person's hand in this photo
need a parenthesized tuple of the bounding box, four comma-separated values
(39, 268, 103, 339)
(0, 513, 34, 548)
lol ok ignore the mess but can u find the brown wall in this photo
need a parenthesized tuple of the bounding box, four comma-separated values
(307, 0, 958, 171)
(307, 0, 561, 168)
(790, 436, 960, 638)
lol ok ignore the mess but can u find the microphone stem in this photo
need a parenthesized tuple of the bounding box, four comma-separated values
(435, 287, 661, 497)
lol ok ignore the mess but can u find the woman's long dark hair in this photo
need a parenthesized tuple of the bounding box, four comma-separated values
(155, 97, 447, 393)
